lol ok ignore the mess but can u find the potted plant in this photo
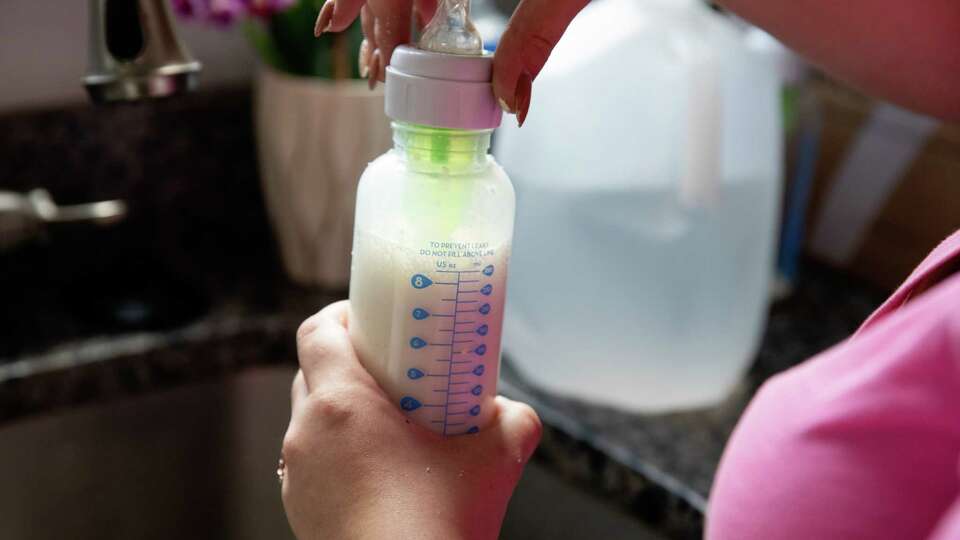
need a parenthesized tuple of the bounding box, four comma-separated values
(174, 0, 393, 288)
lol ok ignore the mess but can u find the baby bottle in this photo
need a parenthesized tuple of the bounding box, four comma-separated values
(347, 1, 513, 436)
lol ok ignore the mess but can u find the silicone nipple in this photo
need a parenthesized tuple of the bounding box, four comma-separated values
(419, 0, 484, 55)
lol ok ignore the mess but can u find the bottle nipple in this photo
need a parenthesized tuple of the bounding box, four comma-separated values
(419, 0, 484, 55)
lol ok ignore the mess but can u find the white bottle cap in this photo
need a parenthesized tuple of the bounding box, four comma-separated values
(385, 45, 503, 130)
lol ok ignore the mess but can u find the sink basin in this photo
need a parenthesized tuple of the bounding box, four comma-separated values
(0, 367, 661, 539)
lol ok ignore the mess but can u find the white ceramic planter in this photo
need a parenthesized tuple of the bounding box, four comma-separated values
(255, 66, 392, 288)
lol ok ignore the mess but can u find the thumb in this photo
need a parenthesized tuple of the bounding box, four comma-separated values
(492, 0, 589, 125)
(494, 396, 543, 463)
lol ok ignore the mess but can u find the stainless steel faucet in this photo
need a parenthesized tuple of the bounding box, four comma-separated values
(85, 0, 202, 103)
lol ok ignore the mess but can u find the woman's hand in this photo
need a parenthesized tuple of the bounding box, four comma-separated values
(281, 301, 542, 540)
(313, 0, 590, 125)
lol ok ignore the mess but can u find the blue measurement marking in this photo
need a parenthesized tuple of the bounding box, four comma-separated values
(467, 426, 480, 434)
(441, 271, 463, 435)
(411, 275, 433, 289)
(400, 397, 422, 411)
(410, 268, 491, 436)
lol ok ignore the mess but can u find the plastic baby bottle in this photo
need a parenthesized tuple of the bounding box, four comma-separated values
(347, 1, 513, 436)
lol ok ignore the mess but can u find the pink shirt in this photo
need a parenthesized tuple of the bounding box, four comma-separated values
(708, 230, 960, 540)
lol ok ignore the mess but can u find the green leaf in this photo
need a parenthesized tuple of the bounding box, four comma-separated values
(243, 1, 364, 78)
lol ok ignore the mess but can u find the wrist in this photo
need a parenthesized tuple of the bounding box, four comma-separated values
(339, 477, 510, 540)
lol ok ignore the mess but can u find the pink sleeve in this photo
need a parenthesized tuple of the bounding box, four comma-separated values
(707, 231, 960, 540)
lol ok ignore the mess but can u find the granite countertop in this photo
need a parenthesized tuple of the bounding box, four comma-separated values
(0, 90, 887, 539)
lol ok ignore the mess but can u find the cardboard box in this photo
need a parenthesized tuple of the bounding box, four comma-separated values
(806, 78, 960, 290)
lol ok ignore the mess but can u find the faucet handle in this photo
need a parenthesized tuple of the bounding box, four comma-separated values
(0, 190, 127, 251)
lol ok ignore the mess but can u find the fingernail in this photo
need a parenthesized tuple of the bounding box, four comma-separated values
(358, 40, 371, 78)
(368, 51, 381, 90)
(498, 97, 514, 114)
(515, 71, 532, 127)
(314, 0, 334, 37)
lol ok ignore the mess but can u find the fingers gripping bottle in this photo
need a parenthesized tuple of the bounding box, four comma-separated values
(348, 9, 512, 436)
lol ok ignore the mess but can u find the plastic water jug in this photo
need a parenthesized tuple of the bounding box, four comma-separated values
(494, 0, 782, 411)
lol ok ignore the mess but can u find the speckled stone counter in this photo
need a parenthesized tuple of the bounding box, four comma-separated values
(0, 91, 887, 540)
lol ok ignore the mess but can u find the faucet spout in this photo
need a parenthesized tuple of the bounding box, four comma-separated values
(85, 0, 201, 103)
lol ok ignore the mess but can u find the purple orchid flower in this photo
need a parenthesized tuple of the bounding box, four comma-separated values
(172, 0, 296, 25)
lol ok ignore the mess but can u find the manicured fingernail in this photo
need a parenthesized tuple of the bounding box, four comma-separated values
(498, 97, 514, 114)
(368, 51, 381, 90)
(515, 71, 532, 127)
(358, 40, 371, 78)
(314, 1, 334, 37)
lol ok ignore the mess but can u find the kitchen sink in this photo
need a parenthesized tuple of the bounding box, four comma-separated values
(0, 367, 661, 539)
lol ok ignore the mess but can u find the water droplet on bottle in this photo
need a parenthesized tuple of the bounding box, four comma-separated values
(407, 368, 425, 380)
(400, 396, 422, 411)
(412, 308, 430, 320)
(467, 426, 480, 434)
(472, 364, 485, 376)
(481, 284, 493, 296)
(470, 405, 481, 416)
(479, 304, 491, 315)
(410, 337, 427, 349)
(483, 265, 495, 276)
(474, 344, 487, 356)
(471, 384, 483, 396)
(476, 324, 489, 336)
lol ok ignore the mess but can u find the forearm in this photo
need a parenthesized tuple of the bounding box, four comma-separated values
(719, 0, 960, 120)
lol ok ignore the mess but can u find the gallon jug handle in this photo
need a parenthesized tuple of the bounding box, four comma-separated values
(678, 48, 722, 208)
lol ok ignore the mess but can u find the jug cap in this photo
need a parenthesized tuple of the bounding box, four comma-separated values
(385, 46, 502, 130)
